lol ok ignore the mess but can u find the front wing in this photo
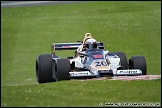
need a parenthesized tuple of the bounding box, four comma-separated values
(69, 69, 142, 78)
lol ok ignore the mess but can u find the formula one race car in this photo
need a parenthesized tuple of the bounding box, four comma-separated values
(36, 33, 147, 83)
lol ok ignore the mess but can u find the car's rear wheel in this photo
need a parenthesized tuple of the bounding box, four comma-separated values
(36, 54, 53, 83)
(129, 56, 147, 75)
(109, 52, 128, 66)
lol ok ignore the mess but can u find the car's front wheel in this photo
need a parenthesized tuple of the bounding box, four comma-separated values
(129, 56, 147, 75)
(36, 54, 53, 83)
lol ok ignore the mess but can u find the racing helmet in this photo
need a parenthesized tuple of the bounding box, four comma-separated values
(85, 38, 98, 49)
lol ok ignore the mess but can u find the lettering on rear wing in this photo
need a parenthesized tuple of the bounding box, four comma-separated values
(51, 43, 82, 54)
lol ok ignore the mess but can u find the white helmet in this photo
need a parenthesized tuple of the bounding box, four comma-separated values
(85, 38, 98, 49)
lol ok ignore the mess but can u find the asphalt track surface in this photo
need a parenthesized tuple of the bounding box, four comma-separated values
(1, 1, 89, 8)
(77, 75, 161, 81)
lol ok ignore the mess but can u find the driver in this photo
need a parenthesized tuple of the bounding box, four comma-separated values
(83, 38, 98, 50)
(74, 33, 110, 66)
(76, 33, 98, 54)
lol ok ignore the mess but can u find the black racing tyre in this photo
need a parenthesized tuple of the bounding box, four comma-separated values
(51, 53, 59, 82)
(129, 56, 147, 75)
(55, 59, 71, 81)
(109, 52, 128, 66)
(51, 59, 57, 82)
(36, 54, 53, 83)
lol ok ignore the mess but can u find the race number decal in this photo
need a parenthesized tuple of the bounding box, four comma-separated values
(95, 61, 107, 66)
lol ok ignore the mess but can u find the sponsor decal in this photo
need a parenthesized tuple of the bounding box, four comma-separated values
(93, 54, 102, 59)
(62, 46, 70, 48)
(116, 69, 141, 75)
(119, 70, 137, 74)
(70, 72, 89, 76)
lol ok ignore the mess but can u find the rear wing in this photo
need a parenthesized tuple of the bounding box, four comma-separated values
(51, 42, 104, 54)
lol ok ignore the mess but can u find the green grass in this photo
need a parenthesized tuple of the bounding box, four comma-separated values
(1, 79, 161, 107)
(1, 1, 161, 107)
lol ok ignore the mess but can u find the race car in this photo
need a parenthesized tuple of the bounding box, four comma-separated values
(36, 33, 147, 83)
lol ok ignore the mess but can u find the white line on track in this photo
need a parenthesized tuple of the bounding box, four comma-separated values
(1, 1, 56, 6)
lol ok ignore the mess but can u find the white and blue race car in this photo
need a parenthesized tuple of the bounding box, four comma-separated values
(36, 33, 147, 83)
